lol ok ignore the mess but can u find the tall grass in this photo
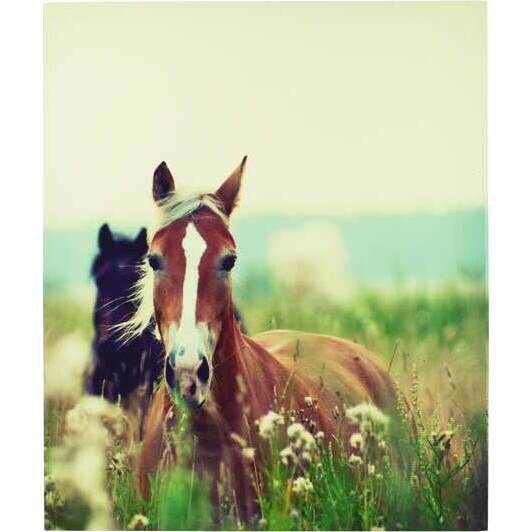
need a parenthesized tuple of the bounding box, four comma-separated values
(44, 281, 487, 530)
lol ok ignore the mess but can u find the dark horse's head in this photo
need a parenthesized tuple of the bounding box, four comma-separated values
(91, 223, 148, 296)
(87, 223, 161, 401)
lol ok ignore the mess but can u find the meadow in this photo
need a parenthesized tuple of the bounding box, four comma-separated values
(44, 279, 488, 531)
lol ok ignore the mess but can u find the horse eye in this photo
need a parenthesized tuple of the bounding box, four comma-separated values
(220, 254, 236, 272)
(148, 254, 163, 271)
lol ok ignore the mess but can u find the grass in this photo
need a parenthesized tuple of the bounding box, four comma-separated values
(44, 280, 488, 530)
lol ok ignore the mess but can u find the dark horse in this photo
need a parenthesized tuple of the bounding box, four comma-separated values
(86, 223, 247, 428)
(86, 224, 164, 428)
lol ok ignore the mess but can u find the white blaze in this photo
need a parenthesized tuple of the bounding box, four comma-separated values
(181, 223, 207, 331)
(170, 222, 208, 367)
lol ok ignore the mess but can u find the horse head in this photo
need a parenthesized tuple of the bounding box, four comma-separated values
(92, 223, 148, 293)
(144, 157, 246, 408)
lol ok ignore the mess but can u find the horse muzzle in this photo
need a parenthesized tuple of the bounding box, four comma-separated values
(165, 357, 209, 408)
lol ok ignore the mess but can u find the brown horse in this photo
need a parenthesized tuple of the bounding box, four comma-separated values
(126, 157, 397, 519)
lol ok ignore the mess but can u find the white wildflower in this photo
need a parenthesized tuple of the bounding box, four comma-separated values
(292, 476, 314, 495)
(349, 454, 363, 466)
(349, 432, 364, 450)
(301, 451, 313, 463)
(64, 396, 119, 446)
(51, 396, 124, 530)
(287, 422, 305, 439)
(315, 431, 324, 440)
(368, 463, 376, 476)
(304, 396, 313, 408)
(300, 430, 316, 451)
(345, 403, 389, 432)
(64, 402, 89, 435)
(283, 423, 318, 466)
(257, 411, 284, 439)
(280, 446, 296, 465)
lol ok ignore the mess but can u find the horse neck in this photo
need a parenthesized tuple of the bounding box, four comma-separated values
(210, 305, 249, 428)
(210, 305, 291, 434)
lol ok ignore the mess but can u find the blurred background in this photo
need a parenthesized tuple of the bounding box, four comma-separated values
(44, 2, 486, 303)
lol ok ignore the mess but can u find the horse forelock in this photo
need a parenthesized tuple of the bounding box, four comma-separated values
(156, 190, 228, 230)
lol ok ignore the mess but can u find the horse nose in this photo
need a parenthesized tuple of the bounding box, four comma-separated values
(179, 374, 197, 401)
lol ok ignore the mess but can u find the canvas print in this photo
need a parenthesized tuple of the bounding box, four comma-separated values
(44, 2, 487, 530)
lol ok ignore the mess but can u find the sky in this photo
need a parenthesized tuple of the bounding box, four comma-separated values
(44, 2, 486, 229)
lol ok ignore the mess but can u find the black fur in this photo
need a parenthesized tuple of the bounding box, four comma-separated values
(86, 224, 164, 403)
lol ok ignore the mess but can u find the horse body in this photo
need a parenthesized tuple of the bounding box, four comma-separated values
(254, 330, 397, 411)
(127, 157, 397, 521)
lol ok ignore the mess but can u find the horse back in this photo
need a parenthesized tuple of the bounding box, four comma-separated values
(251, 330, 397, 412)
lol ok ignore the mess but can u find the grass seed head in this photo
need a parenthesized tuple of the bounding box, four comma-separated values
(242, 447, 256, 462)
(230, 432, 248, 448)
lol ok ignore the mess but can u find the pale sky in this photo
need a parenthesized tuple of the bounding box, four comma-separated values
(44, 2, 486, 229)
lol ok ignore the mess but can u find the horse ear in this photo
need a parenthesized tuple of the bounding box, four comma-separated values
(135, 227, 148, 253)
(153, 161, 175, 202)
(215, 156, 247, 217)
(98, 223, 113, 251)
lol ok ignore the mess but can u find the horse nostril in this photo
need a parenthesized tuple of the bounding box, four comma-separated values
(181, 376, 197, 398)
(165, 357, 176, 389)
(197, 356, 210, 384)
